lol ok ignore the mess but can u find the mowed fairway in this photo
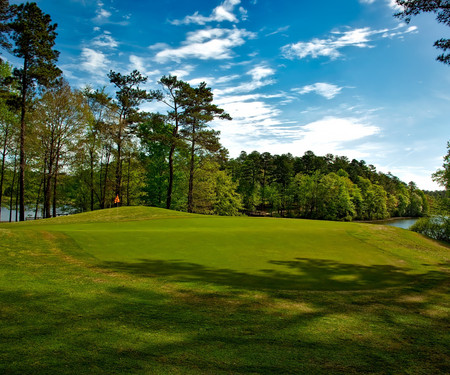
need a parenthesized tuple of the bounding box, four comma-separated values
(1, 207, 449, 374)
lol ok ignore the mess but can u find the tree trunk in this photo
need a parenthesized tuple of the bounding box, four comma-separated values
(187, 127, 196, 213)
(126, 153, 131, 206)
(44, 147, 54, 219)
(9, 154, 17, 222)
(115, 120, 123, 203)
(35, 174, 43, 220)
(0, 123, 9, 221)
(19, 57, 28, 222)
(166, 103, 179, 210)
(15, 172, 19, 221)
(89, 149, 94, 211)
(166, 144, 175, 209)
(52, 152, 60, 218)
(100, 145, 111, 209)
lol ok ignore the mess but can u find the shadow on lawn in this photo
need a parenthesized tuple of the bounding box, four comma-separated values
(3, 264, 449, 375)
(99, 257, 446, 292)
(2, 256, 449, 374)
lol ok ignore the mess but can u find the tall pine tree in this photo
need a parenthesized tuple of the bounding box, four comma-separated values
(9, 2, 61, 220)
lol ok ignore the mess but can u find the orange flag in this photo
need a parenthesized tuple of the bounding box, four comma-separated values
(114, 195, 120, 204)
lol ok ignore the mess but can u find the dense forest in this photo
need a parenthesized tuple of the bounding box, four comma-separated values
(0, 1, 434, 222)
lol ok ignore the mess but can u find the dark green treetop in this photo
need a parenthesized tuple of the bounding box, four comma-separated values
(9, 2, 61, 88)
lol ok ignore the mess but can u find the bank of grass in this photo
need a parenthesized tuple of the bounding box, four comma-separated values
(0, 206, 449, 374)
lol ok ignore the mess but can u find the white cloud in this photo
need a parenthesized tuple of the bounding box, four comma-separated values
(265, 26, 290, 37)
(382, 25, 417, 38)
(213, 64, 275, 96)
(153, 28, 256, 63)
(358, 0, 403, 11)
(293, 83, 344, 100)
(248, 65, 275, 81)
(94, 1, 111, 22)
(299, 117, 380, 144)
(97, 8, 111, 19)
(281, 24, 415, 60)
(212, 94, 287, 155)
(92, 33, 119, 48)
(171, 0, 244, 25)
(215, 112, 381, 159)
(239, 6, 248, 21)
(80, 48, 110, 73)
(387, 0, 403, 11)
(169, 69, 191, 79)
(128, 55, 147, 73)
(376, 165, 440, 190)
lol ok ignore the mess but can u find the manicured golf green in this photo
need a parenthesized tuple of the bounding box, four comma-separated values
(1, 207, 449, 374)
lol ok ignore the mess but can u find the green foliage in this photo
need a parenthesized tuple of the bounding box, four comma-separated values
(411, 216, 450, 243)
(213, 170, 242, 216)
(432, 141, 450, 192)
(191, 159, 242, 215)
(9, 2, 61, 87)
(229, 150, 427, 221)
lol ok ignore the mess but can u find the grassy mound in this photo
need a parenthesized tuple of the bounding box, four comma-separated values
(1, 207, 449, 374)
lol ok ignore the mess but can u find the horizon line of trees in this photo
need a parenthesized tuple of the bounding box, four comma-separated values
(0, 1, 442, 223)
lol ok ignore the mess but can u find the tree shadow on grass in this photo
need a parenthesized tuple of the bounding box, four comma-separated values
(99, 257, 446, 292)
(2, 255, 449, 374)
(2, 266, 449, 375)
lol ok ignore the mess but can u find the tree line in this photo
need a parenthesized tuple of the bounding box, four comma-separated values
(0, 1, 438, 222)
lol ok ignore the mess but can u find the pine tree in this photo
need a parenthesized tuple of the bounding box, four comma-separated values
(9, 2, 61, 220)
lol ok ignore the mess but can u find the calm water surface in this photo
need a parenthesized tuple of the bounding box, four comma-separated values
(376, 218, 419, 230)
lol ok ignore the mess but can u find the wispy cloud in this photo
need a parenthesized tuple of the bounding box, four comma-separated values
(188, 74, 240, 86)
(212, 93, 287, 155)
(214, 109, 381, 158)
(127, 55, 161, 78)
(293, 83, 344, 100)
(214, 64, 275, 95)
(169, 64, 196, 79)
(80, 47, 110, 74)
(93, 1, 111, 22)
(281, 24, 417, 60)
(265, 26, 290, 37)
(93, 1, 130, 26)
(387, 0, 403, 11)
(152, 27, 256, 63)
(170, 0, 245, 25)
(91, 31, 118, 49)
(358, 0, 403, 11)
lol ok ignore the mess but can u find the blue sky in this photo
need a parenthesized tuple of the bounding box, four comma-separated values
(7, 0, 450, 190)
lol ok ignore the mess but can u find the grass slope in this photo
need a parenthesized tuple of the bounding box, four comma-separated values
(0, 206, 449, 374)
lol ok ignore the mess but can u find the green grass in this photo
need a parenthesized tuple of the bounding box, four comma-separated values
(1, 206, 449, 374)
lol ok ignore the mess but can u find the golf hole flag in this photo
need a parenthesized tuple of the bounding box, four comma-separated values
(114, 195, 120, 204)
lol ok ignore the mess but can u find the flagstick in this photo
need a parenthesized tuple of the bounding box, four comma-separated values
(114, 195, 120, 222)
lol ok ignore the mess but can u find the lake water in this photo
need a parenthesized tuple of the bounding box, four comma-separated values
(375, 218, 419, 230)
(0, 207, 36, 222)
(0, 206, 73, 222)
